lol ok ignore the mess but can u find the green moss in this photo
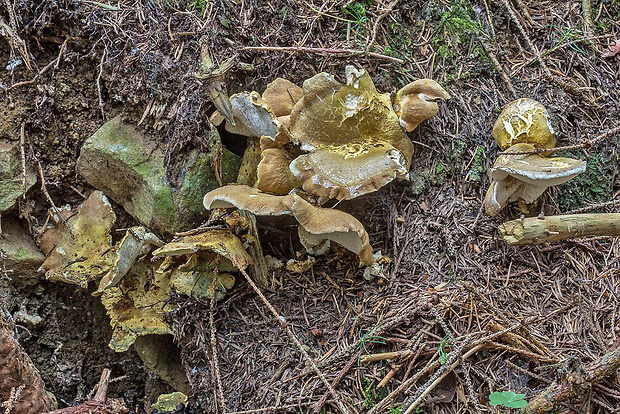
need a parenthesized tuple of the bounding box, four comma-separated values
(557, 153, 614, 212)
(467, 145, 486, 182)
(429, 0, 490, 83)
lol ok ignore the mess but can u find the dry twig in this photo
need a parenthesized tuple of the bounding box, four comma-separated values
(242, 45, 403, 64)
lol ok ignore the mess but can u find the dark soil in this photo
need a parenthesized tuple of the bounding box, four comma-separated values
(1, 0, 620, 413)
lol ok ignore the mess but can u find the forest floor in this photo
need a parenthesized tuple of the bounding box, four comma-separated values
(1, 0, 620, 413)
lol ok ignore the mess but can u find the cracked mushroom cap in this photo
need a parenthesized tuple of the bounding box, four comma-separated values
(492, 98, 556, 150)
(261, 78, 304, 117)
(483, 143, 586, 216)
(287, 66, 414, 200)
(203, 185, 374, 265)
(393, 79, 450, 132)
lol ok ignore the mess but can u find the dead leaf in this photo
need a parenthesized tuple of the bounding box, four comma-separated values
(602, 40, 620, 58)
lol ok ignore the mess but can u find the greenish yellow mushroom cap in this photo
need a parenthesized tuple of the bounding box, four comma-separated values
(287, 66, 414, 200)
(492, 98, 556, 150)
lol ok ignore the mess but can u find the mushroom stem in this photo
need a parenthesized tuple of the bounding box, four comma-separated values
(498, 213, 620, 245)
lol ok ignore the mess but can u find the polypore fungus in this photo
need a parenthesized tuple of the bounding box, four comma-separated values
(204, 185, 373, 265)
(484, 143, 586, 216)
(393, 79, 451, 132)
(492, 98, 556, 150)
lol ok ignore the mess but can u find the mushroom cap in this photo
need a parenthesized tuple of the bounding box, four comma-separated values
(393, 79, 450, 132)
(203, 185, 374, 265)
(289, 145, 408, 200)
(224, 92, 280, 138)
(261, 78, 304, 117)
(483, 176, 522, 217)
(39, 191, 116, 288)
(287, 66, 414, 200)
(289, 67, 413, 159)
(97, 226, 164, 294)
(290, 195, 374, 266)
(101, 257, 173, 352)
(492, 98, 556, 150)
(256, 148, 301, 195)
(491, 143, 586, 185)
(204, 185, 295, 215)
(151, 229, 252, 270)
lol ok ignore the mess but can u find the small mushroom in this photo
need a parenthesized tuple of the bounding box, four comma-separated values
(261, 78, 303, 117)
(492, 98, 556, 150)
(203, 185, 373, 265)
(483, 143, 586, 216)
(393, 79, 450, 132)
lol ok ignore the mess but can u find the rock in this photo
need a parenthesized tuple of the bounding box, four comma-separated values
(77, 118, 240, 235)
(0, 140, 37, 213)
(0, 218, 45, 283)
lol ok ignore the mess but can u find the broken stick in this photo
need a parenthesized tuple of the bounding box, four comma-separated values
(499, 213, 620, 245)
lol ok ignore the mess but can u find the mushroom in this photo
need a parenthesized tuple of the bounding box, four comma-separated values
(39, 191, 116, 288)
(290, 195, 374, 266)
(287, 66, 417, 200)
(96, 226, 164, 294)
(204, 185, 373, 265)
(492, 98, 556, 150)
(255, 148, 301, 195)
(261, 78, 303, 117)
(483, 143, 586, 216)
(101, 256, 173, 352)
(288, 145, 408, 200)
(393, 79, 451, 132)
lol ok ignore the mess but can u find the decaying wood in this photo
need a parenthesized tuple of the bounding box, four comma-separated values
(0, 309, 51, 414)
(525, 344, 620, 413)
(498, 214, 620, 245)
(46, 369, 128, 414)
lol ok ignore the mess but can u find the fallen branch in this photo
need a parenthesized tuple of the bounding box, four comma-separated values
(525, 344, 620, 413)
(498, 214, 620, 245)
(242, 45, 404, 64)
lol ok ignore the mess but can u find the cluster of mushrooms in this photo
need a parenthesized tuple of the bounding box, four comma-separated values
(483, 98, 586, 216)
(205, 66, 450, 267)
